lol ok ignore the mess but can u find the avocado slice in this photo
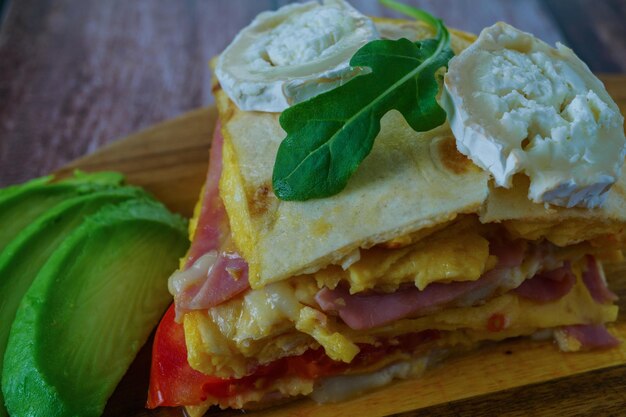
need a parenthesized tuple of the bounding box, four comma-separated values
(0, 171, 124, 254)
(2, 199, 188, 417)
(0, 186, 149, 417)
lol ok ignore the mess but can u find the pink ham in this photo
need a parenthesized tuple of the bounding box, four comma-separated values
(316, 240, 526, 330)
(513, 262, 575, 302)
(562, 324, 620, 349)
(582, 255, 618, 304)
(172, 121, 250, 316)
(317, 278, 491, 330)
(183, 252, 249, 310)
(185, 121, 228, 267)
(489, 239, 525, 268)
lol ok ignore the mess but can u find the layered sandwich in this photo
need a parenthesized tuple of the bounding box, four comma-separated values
(147, 1, 626, 415)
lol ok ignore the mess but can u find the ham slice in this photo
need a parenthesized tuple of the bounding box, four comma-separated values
(563, 324, 620, 349)
(185, 252, 249, 309)
(490, 239, 525, 268)
(316, 240, 526, 330)
(185, 121, 228, 266)
(316, 278, 489, 330)
(513, 262, 575, 302)
(171, 122, 250, 316)
(582, 255, 618, 304)
(171, 251, 249, 313)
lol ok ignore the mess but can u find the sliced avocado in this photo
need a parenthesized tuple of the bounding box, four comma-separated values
(0, 175, 52, 201)
(0, 171, 124, 254)
(2, 199, 188, 417)
(0, 186, 149, 417)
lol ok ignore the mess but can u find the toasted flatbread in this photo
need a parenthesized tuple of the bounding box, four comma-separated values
(481, 174, 626, 245)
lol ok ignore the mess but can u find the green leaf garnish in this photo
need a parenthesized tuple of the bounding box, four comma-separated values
(272, 0, 454, 201)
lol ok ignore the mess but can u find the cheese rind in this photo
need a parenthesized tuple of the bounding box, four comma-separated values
(215, 0, 378, 112)
(443, 22, 626, 208)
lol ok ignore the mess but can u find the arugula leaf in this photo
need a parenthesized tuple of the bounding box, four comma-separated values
(272, 1, 453, 201)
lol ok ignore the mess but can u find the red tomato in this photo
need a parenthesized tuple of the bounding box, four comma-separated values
(147, 304, 232, 407)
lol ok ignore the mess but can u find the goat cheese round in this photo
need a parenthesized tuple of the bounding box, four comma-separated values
(215, 0, 379, 112)
(442, 22, 626, 208)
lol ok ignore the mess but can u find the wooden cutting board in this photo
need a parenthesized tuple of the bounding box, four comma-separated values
(56, 75, 626, 417)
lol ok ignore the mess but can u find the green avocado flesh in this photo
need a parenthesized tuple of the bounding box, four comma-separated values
(2, 199, 188, 417)
(0, 171, 124, 254)
(0, 186, 149, 415)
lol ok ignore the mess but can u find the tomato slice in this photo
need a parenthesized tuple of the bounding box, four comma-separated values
(147, 304, 230, 407)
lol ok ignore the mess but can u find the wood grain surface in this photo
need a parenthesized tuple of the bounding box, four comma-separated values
(53, 75, 626, 417)
(3, 0, 626, 188)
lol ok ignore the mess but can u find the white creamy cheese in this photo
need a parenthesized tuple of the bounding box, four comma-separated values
(442, 23, 626, 208)
(215, 0, 379, 112)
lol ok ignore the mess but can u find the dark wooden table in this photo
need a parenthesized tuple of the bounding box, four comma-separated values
(1, 0, 626, 187)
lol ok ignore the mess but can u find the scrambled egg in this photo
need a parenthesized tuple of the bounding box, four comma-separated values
(184, 259, 616, 378)
(315, 217, 496, 293)
(295, 306, 359, 362)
